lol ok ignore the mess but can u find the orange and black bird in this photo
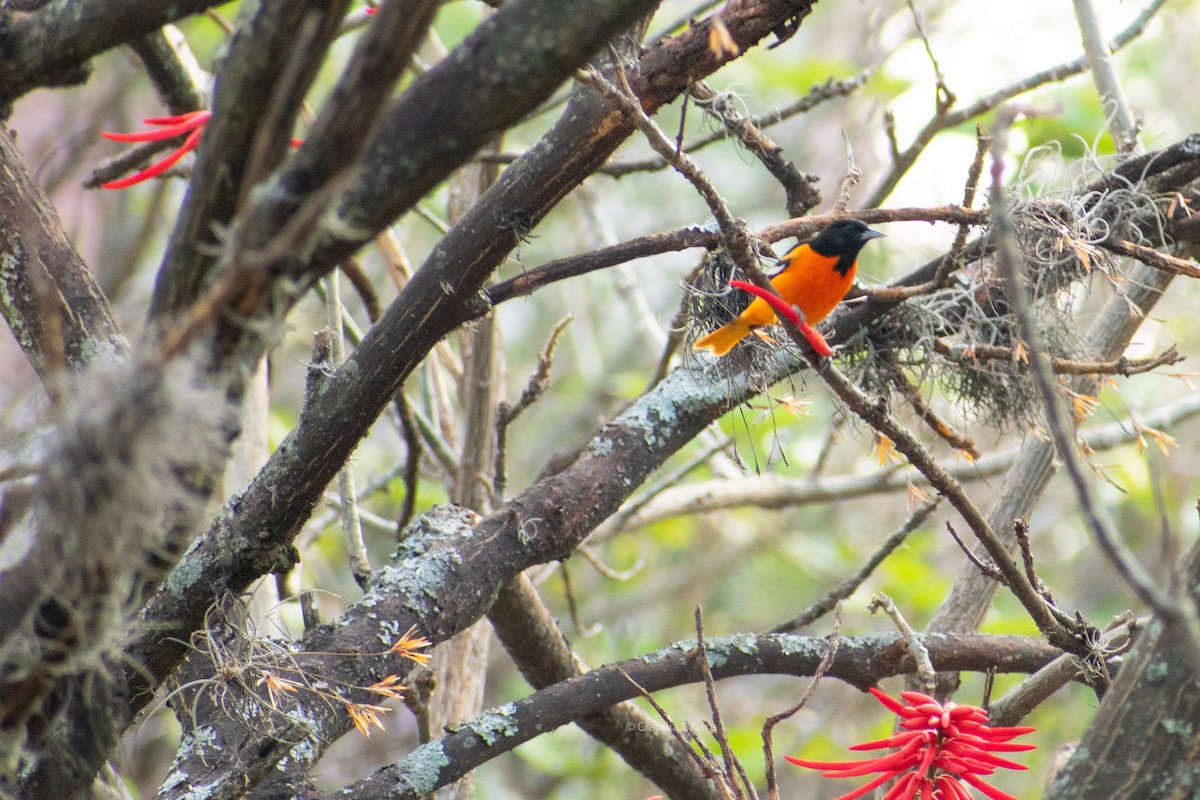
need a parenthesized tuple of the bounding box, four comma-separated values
(692, 219, 884, 357)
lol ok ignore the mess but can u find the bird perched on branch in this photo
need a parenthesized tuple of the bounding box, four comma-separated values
(692, 219, 884, 357)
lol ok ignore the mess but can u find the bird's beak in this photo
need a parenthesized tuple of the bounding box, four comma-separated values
(860, 229, 886, 243)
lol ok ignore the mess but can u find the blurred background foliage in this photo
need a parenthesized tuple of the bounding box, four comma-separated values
(3, 0, 1200, 798)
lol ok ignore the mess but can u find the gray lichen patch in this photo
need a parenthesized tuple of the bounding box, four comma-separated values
(345, 741, 450, 798)
(469, 703, 520, 745)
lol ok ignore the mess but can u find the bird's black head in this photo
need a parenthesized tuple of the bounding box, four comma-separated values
(807, 219, 885, 275)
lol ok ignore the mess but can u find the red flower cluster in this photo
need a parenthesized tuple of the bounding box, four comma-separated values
(99, 110, 211, 189)
(787, 688, 1035, 800)
(99, 7, 385, 189)
(99, 110, 305, 190)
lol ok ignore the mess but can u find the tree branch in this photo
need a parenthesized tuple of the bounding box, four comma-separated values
(0, 0, 225, 107)
(129, 0, 821, 732)
(151, 0, 353, 318)
(0, 123, 127, 377)
(315, 630, 1061, 800)
(488, 575, 722, 800)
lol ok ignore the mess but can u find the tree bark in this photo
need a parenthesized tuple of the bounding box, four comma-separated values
(0, 122, 126, 377)
(1045, 538, 1200, 799)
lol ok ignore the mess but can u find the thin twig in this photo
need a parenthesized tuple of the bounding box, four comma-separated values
(905, 0, 954, 113)
(404, 389, 460, 484)
(576, 545, 643, 581)
(338, 256, 381, 323)
(321, 493, 399, 536)
(762, 604, 843, 800)
(987, 614, 1139, 727)
(559, 561, 601, 638)
(885, 362, 981, 459)
(505, 315, 572, 423)
(392, 392, 422, 534)
(689, 81, 819, 216)
(936, 126, 991, 286)
(324, 270, 370, 588)
(581, 55, 758, 281)
(579, 53, 772, 363)
(618, 668, 736, 800)
(866, 0, 1168, 207)
(1071, 0, 1140, 152)
(932, 338, 1183, 376)
(477, 72, 871, 179)
(0, 463, 38, 483)
(945, 521, 1006, 584)
(694, 607, 742, 797)
(832, 133, 861, 212)
(869, 593, 936, 692)
(770, 499, 939, 633)
(1093, 236, 1200, 279)
(807, 411, 844, 480)
(494, 315, 572, 503)
(1013, 518, 1053, 604)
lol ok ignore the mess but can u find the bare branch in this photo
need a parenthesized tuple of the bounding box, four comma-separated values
(865, 0, 1168, 207)
(771, 500, 939, 633)
(0, 124, 127, 377)
(762, 605, 842, 800)
(591, 390, 1200, 537)
(870, 594, 937, 692)
(309, 629, 1060, 800)
(932, 338, 1184, 376)
(0, 0, 224, 106)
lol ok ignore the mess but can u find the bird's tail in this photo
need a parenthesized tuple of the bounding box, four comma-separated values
(692, 321, 751, 357)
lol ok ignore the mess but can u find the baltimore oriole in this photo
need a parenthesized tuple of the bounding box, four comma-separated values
(692, 219, 884, 357)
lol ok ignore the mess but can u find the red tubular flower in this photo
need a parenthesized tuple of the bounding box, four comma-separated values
(727, 279, 833, 357)
(99, 110, 212, 189)
(100, 110, 304, 189)
(787, 688, 1035, 800)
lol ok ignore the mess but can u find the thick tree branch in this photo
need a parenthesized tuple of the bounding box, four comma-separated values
(316, 630, 1061, 800)
(131, 0, 818, 723)
(489, 575, 722, 800)
(151, 0, 352, 318)
(1045, 541, 1200, 799)
(163, 0, 440, 337)
(0, 123, 126, 377)
(0, 0, 225, 107)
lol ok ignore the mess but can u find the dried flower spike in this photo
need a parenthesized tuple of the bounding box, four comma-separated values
(787, 687, 1035, 800)
(258, 670, 300, 709)
(388, 624, 432, 665)
(369, 674, 407, 700)
(346, 701, 390, 737)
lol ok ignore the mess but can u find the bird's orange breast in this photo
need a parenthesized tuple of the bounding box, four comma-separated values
(736, 245, 856, 328)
